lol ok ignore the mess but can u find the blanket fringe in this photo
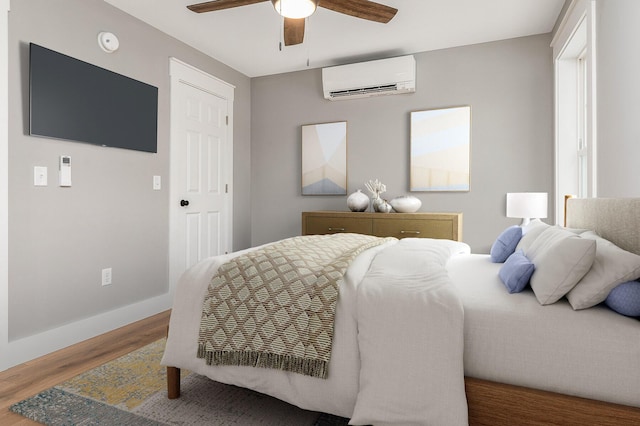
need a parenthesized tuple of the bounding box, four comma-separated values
(197, 344, 328, 379)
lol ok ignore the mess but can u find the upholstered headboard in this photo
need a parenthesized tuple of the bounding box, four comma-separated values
(565, 197, 640, 256)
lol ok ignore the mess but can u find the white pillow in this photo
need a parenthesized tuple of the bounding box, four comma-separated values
(515, 220, 550, 254)
(527, 227, 596, 305)
(566, 231, 640, 310)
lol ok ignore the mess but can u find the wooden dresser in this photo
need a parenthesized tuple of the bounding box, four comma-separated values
(302, 211, 463, 241)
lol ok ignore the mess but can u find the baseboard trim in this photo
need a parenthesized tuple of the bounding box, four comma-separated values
(1, 293, 171, 371)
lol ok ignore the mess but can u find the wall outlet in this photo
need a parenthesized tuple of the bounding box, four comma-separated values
(101, 268, 112, 286)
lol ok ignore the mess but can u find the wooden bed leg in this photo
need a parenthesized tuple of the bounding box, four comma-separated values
(167, 366, 181, 399)
(165, 323, 181, 399)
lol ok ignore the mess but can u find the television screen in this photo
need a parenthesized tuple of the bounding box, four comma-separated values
(29, 43, 158, 153)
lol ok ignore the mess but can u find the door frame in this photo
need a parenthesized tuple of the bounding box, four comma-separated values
(168, 58, 234, 297)
(0, 0, 10, 371)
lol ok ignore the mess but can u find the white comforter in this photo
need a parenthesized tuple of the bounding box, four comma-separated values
(161, 237, 470, 425)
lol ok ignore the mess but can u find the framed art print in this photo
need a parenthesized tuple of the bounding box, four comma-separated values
(301, 121, 347, 195)
(410, 106, 471, 192)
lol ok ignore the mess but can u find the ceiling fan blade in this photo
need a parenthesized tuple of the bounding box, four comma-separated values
(187, 0, 267, 13)
(319, 0, 397, 23)
(284, 18, 305, 46)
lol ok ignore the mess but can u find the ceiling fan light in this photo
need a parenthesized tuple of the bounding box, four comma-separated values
(271, 0, 318, 19)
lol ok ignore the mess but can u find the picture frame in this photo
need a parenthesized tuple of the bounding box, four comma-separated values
(410, 106, 471, 192)
(301, 121, 347, 195)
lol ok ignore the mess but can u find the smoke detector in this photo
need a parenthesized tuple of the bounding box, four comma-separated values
(98, 32, 119, 53)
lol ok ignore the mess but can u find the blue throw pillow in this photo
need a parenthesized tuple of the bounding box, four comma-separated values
(490, 225, 523, 263)
(605, 280, 640, 317)
(499, 250, 535, 293)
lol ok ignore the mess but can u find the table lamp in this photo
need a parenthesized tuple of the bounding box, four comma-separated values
(506, 192, 548, 226)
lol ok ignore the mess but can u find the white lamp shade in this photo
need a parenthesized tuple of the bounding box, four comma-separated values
(271, 0, 318, 18)
(506, 192, 548, 220)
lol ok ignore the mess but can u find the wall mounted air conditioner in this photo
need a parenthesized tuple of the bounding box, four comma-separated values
(322, 55, 416, 101)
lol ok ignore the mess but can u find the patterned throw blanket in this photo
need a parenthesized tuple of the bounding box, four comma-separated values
(197, 233, 393, 379)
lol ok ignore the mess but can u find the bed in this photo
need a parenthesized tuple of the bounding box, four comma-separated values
(162, 197, 640, 425)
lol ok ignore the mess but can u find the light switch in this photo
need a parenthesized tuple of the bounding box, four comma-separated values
(34, 166, 47, 186)
(153, 175, 161, 190)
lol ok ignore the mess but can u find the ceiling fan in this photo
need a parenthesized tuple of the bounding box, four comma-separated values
(186, 0, 398, 46)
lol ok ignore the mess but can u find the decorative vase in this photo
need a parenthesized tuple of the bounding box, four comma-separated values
(390, 196, 422, 213)
(365, 179, 387, 211)
(347, 189, 370, 212)
(373, 197, 393, 213)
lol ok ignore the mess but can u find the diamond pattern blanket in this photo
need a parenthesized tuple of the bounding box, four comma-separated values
(197, 233, 394, 379)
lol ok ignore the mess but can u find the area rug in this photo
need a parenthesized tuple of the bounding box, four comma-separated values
(10, 338, 350, 425)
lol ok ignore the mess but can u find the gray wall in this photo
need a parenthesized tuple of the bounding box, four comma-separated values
(251, 34, 554, 252)
(596, 0, 640, 197)
(8, 0, 251, 340)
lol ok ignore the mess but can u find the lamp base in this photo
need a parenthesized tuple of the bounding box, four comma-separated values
(520, 218, 531, 226)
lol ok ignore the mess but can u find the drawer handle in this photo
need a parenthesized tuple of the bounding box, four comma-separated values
(328, 227, 346, 232)
(400, 230, 421, 235)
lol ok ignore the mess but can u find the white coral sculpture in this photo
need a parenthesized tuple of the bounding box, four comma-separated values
(365, 179, 386, 200)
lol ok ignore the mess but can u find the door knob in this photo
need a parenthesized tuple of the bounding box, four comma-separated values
(180, 200, 189, 207)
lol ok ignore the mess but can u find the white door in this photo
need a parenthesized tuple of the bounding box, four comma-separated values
(169, 59, 234, 296)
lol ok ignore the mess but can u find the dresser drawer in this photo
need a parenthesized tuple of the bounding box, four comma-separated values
(302, 211, 462, 241)
(372, 218, 454, 240)
(303, 216, 373, 236)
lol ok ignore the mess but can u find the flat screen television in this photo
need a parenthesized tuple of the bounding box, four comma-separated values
(29, 43, 158, 153)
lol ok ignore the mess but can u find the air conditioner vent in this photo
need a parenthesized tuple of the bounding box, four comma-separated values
(322, 55, 415, 101)
(329, 84, 398, 99)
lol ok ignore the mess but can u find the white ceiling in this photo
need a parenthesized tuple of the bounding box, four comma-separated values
(103, 0, 565, 78)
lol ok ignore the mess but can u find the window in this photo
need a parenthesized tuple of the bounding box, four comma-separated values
(577, 50, 588, 198)
(551, 0, 597, 223)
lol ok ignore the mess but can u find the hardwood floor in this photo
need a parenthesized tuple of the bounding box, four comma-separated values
(0, 310, 171, 425)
